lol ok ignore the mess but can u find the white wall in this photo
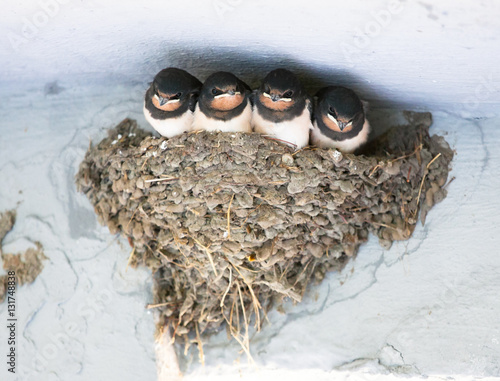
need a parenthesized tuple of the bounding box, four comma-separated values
(1, 0, 499, 118)
(1, 1, 500, 379)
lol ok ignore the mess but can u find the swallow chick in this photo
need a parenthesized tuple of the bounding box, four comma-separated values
(143, 68, 202, 138)
(192, 71, 252, 133)
(253, 69, 313, 149)
(310, 86, 370, 153)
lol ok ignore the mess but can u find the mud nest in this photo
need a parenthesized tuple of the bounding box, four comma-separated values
(75, 112, 453, 352)
(0, 210, 47, 303)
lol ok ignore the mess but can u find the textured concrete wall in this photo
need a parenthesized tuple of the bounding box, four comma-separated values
(1, 1, 500, 380)
(1, 0, 499, 117)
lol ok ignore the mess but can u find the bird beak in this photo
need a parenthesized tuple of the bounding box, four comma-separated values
(327, 114, 352, 131)
(337, 120, 353, 131)
(155, 94, 180, 105)
(264, 93, 291, 103)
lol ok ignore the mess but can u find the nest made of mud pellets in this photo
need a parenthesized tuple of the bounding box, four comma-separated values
(75, 111, 453, 353)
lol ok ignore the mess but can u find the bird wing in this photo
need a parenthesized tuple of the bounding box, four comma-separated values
(305, 96, 315, 125)
(188, 89, 201, 112)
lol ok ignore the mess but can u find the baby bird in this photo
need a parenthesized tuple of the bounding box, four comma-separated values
(253, 69, 313, 149)
(192, 71, 252, 133)
(310, 86, 370, 153)
(143, 68, 202, 138)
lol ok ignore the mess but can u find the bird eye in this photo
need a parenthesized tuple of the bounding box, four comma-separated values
(212, 88, 218, 95)
(329, 107, 336, 116)
(175, 92, 182, 98)
(283, 90, 294, 98)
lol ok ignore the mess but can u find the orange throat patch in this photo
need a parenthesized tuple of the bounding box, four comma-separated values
(322, 114, 354, 133)
(152, 96, 182, 112)
(211, 94, 244, 111)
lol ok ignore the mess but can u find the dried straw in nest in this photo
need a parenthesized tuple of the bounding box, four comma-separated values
(75, 111, 453, 358)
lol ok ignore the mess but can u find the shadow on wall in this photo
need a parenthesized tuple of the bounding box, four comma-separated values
(149, 45, 417, 109)
(143, 45, 417, 136)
